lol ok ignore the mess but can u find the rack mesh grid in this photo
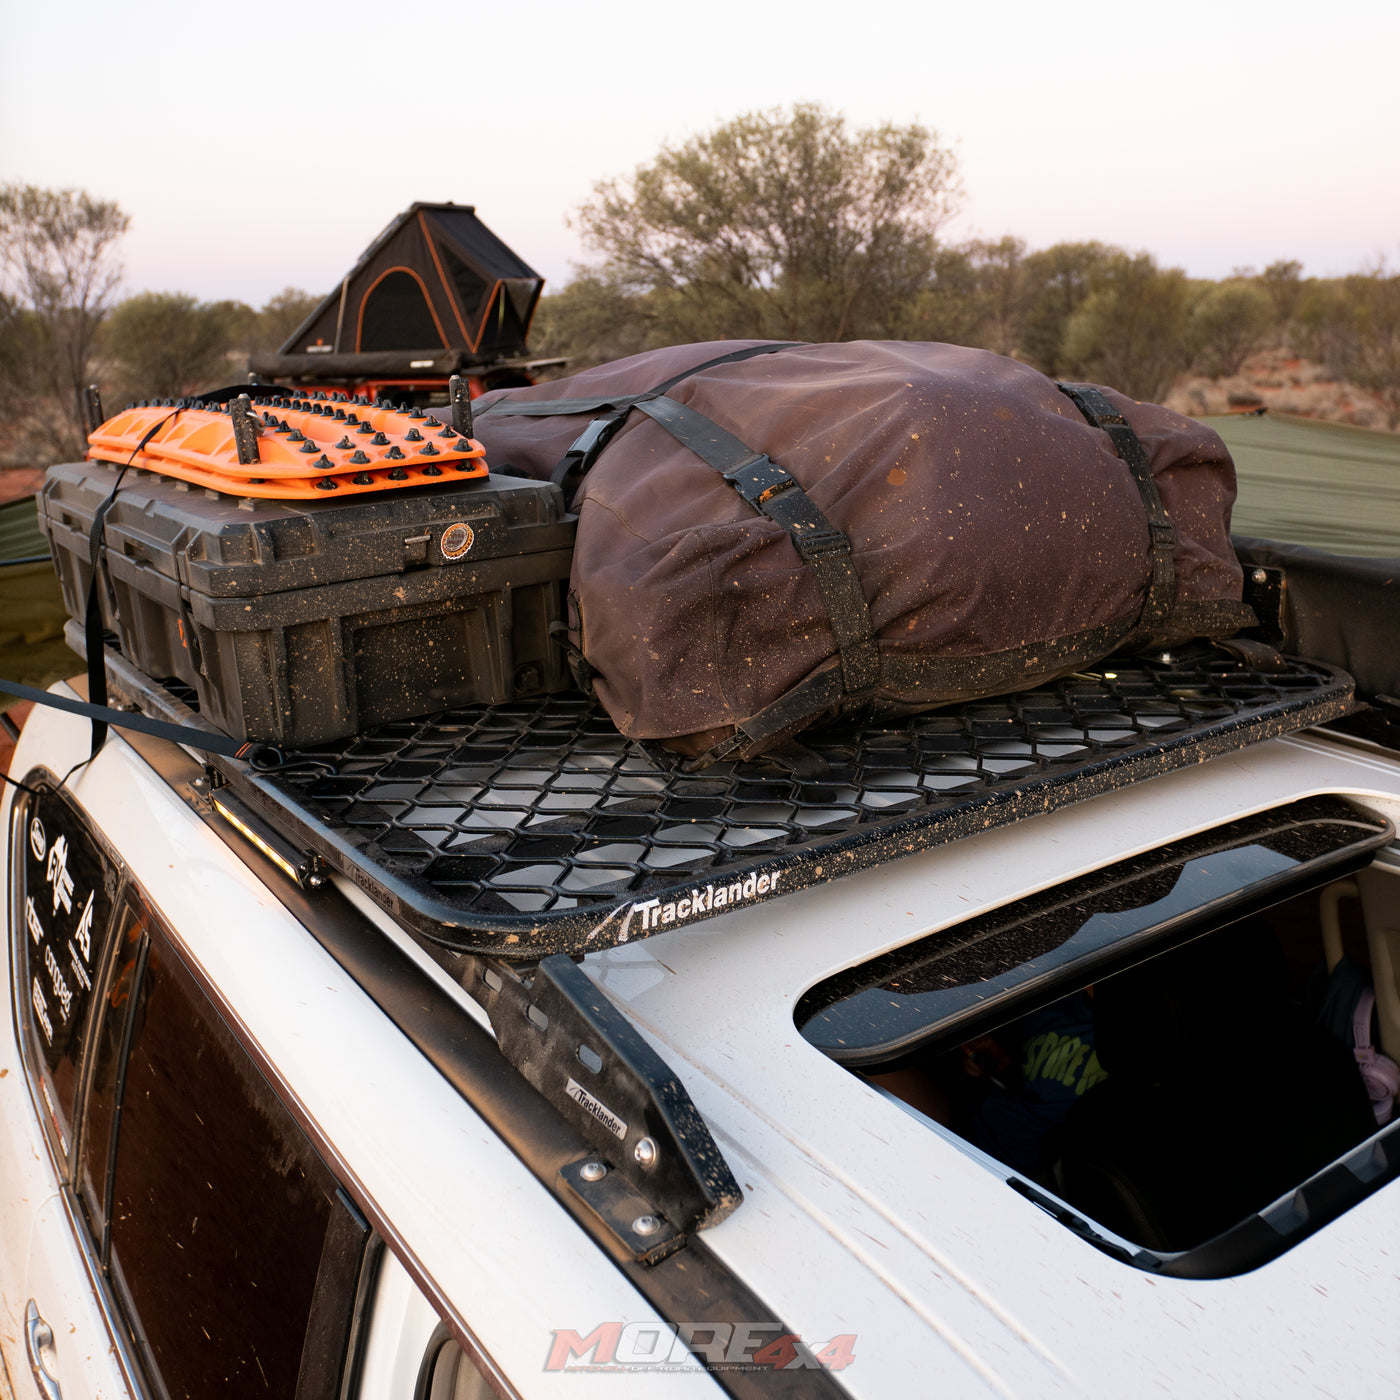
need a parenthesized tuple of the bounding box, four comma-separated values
(203, 650, 1354, 956)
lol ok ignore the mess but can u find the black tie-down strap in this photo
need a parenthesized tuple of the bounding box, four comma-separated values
(0, 673, 271, 765)
(84, 465, 129, 761)
(83, 407, 185, 761)
(475, 342, 803, 508)
(1057, 383, 1177, 638)
(634, 392, 880, 706)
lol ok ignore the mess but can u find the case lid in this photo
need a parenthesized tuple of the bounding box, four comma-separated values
(39, 460, 573, 600)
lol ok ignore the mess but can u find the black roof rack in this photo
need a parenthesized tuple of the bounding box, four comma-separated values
(90, 631, 1353, 961)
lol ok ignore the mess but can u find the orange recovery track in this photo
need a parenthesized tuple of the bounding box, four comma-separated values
(87, 392, 487, 498)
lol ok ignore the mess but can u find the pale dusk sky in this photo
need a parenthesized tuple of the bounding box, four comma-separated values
(1, 0, 1396, 307)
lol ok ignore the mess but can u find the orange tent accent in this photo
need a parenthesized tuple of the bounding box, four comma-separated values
(87, 394, 487, 499)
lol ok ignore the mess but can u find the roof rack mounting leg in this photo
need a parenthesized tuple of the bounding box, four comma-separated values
(460, 952, 742, 1259)
(1242, 564, 1287, 646)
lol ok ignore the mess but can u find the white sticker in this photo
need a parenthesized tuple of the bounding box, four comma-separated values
(31, 978, 53, 1044)
(45, 945, 72, 1022)
(628, 868, 783, 932)
(25, 896, 43, 947)
(565, 1077, 628, 1140)
(47, 835, 73, 916)
(68, 944, 92, 993)
(29, 816, 45, 862)
(74, 891, 95, 963)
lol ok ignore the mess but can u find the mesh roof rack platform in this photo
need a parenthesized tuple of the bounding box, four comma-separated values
(91, 633, 1355, 961)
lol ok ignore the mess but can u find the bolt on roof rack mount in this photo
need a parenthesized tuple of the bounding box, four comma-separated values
(459, 951, 742, 1258)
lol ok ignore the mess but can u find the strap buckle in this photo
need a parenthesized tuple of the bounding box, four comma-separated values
(567, 414, 624, 468)
(790, 523, 851, 563)
(552, 414, 628, 503)
(1149, 521, 1177, 552)
(693, 728, 751, 768)
(722, 454, 795, 507)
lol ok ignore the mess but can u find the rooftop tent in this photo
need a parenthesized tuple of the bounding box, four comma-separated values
(249, 203, 546, 380)
(0, 495, 77, 714)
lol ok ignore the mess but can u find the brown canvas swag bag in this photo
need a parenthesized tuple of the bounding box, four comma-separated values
(473, 339, 1253, 764)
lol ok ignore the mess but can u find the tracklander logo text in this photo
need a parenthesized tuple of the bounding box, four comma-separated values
(628, 870, 784, 932)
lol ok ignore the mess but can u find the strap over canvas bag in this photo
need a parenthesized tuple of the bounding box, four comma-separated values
(474, 339, 1254, 764)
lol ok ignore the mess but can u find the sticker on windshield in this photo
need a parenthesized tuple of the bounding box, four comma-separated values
(20, 790, 117, 1098)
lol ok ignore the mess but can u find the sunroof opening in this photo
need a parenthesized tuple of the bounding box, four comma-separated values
(798, 797, 1400, 1277)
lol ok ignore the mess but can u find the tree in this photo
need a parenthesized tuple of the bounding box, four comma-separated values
(0, 184, 128, 456)
(1188, 281, 1275, 378)
(1342, 268, 1400, 427)
(252, 287, 321, 356)
(900, 245, 984, 346)
(964, 236, 1026, 358)
(530, 272, 657, 371)
(1017, 241, 1120, 377)
(0, 293, 50, 465)
(1259, 259, 1305, 323)
(1292, 267, 1400, 424)
(1061, 252, 1194, 401)
(900, 236, 1036, 355)
(575, 103, 960, 344)
(0, 292, 34, 415)
(1292, 279, 1355, 371)
(102, 292, 249, 403)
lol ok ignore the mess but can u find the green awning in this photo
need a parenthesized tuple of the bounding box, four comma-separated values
(1204, 413, 1400, 558)
(0, 494, 78, 712)
(0, 494, 52, 564)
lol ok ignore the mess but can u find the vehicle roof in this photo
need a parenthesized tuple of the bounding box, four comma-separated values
(577, 729, 1400, 1395)
(12, 699, 1400, 1395)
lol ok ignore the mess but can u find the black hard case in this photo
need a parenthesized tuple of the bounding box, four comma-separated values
(38, 461, 575, 747)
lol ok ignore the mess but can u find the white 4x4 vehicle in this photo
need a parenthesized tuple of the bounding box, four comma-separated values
(2, 542, 1399, 1399)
